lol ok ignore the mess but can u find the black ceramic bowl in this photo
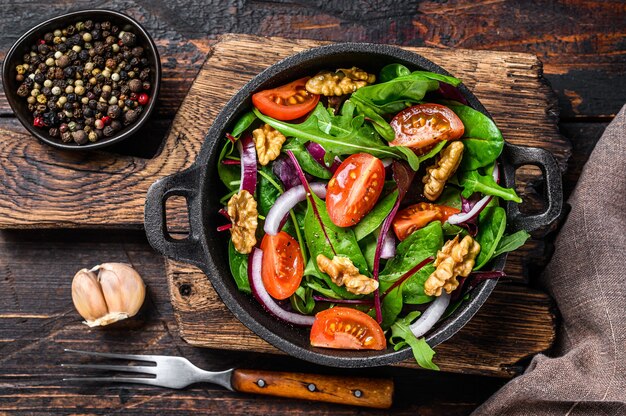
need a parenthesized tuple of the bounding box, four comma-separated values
(145, 43, 562, 367)
(2, 9, 161, 150)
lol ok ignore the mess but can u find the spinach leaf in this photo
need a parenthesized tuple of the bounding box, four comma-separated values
(492, 230, 531, 258)
(352, 74, 439, 107)
(257, 166, 282, 216)
(390, 311, 439, 370)
(253, 106, 420, 170)
(380, 285, 404, 330)
(444, 103, 504, 170)
(354, 190, 399, 241)
(282, 139, 332, 179)
(228, 240, 250, 294)
(379, 63, 411, 83)
(474, 206, 507, 270)
(304, 192, 369, 275)
(231, 111, 257, 138)
(350, 95, 397, 141)
(217, 139, 240, 191)
(290, 284, 315, 315)
(359, 233, 379, 273)
(436, 186, 462, 210)
(379, 221, 443, 304)
(410, 71, 461, 87)
(458, 170, 522, 203)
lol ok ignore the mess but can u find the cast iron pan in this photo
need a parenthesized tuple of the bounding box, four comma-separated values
(144, 43, 562, 368)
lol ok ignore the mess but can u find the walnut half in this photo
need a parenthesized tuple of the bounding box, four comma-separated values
(317, 254, 378, 295)
(422, 141, 464, 201)
(252, 124, 286, 166)
(227, 190, 258, 254)
(424, 235, 481, 297)
(305, 67, 376, 96)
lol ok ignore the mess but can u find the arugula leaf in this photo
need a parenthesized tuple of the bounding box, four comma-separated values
(228, 240, 250, 294)
(458, 170, 522, 203)
(303, 192, 369, 275)
(282, 139, 332, 179)
(231, 111, 257, 137)
(379, 221, 443, 305)
(418, 140, 447, 163)
(354, 190, 399, 241)
(379, 63, 411, 82)
(350, 95, 396, 141)
(290, 284, 315, 315)
(443, 103, 504, 171)
(492, 230, 531, 258)
(217, 139, 240, 191)
(474, 206, 507, 270)
(253, 106, 420, 170)
(390, 311, 439, 370)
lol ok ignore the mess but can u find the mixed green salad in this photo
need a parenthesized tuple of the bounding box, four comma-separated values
(217, 63, 530, 369)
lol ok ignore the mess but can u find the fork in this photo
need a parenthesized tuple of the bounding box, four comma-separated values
(61, 349, 394, 409)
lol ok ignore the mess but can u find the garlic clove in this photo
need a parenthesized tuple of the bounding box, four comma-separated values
(72, 269, 109, 322)
(96, 263, 145, 318)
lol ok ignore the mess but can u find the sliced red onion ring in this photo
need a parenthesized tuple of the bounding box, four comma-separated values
(305, 142, 341, 173)
(238, 133, 257, 194)
(380, 229, 396, 259)
(447, 161, 500, 225)
(248, 248, 315, 326)
(263, 182, 327, 235)
(409, 292, 451, 338)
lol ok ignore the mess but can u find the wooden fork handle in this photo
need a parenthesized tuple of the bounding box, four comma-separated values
(231, 368, 393, 409)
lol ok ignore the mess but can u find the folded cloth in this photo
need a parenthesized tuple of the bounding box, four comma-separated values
(473, 105, 626, 415)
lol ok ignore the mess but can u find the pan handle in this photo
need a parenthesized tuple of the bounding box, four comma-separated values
(501, 143, 563, 232)
(144, 166, 206, 267)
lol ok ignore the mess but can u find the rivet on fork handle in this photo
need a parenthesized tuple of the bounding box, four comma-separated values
(230, 369, 394, 409)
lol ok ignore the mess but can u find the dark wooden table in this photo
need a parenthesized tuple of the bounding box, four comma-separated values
(1, 1, 624, 414)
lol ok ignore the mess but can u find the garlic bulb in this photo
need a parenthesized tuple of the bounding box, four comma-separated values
(71, 263, 146, 327)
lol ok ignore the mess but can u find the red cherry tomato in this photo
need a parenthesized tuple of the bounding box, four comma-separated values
(260, 231, 304, 300)
(390, 104, 464, 150)
(326, 153, 385, 227)
(392, 202, 460, 241)
(252, 78, 320, 121)
(310, 307, 386, 350)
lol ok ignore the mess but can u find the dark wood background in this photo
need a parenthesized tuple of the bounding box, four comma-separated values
(1, 1, 624, 414)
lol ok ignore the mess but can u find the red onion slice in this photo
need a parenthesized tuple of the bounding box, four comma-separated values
(447, 161, 500, 225)
(238, 133, 257, 194)
(409, 292, 451, 338)
(380, 229, 396, 259)
(248, 248, 315, 327)
(263, 182, 327, 235)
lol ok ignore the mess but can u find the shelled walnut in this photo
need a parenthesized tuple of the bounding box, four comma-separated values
(424, 235, 481, 296)
(316, 254, 378, 295)
(305, 67, 375, 96)
(227, 190, 258, 254)
(422, 141, 464, 201)
(252, 124, 286, 166)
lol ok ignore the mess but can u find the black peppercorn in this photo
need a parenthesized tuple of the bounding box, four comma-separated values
(34, 73, 45, 84)
(96, 102, 108, 113)
(72, 130, 88, 144)
(128, 79, 142, 93)
(61, 131, 72, 143)
(102, 125, 115, 137)
(142, 81, 151, 90)
(107, 105, 121, 119)
(66, 25, 76, 35)
(63, 67, 75, 78)
(44, 32, 54, 43)
(84, 20, 93, 30)
(110, 120, 122, 132)
(79, 50, 89, 61)
(123, 109, 139, 125)
(38, 43, 49, 54)
(17, 84, 29, 97)
(57, 42, 68, 53)
(66, 93, 77, 102)
(49, 127, 59, 137)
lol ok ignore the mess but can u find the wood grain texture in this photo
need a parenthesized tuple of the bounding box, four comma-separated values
(167, 260, 555, 378)
(231, 369, 394, 409)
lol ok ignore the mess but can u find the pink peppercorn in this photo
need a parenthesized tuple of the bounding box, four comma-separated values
(137, 93, 149, 106)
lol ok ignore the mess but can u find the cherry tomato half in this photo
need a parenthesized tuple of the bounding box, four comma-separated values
(260, 231, 304, 300)
(392, 202, 460, 241)
(326, 153, 385, 227)
(252, 78, 320, 121)
(310, 307, 386, 350)
(390, 103, 464, 150)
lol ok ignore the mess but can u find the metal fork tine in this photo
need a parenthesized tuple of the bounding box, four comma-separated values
(61, 363, 158, 375)
(63, 377, 160, 386)
(64, 349, 161, 363)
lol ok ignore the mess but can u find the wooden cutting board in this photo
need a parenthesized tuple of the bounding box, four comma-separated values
(0, 34, 570, 377)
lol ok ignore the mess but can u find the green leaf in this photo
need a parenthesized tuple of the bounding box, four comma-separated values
(474, 206, 507, 270)
(444, 103, 504, 170)
(290, 284, 315, 315)
(458, 170, 522, 203)
(410, 70, 462, 87)
(354, 190, 399, 241)
(304, 192, 370, 275)
(418, 140, 447, 163)
(231, 111, 257, 138)
(436, 186, 462, 210)
(379, 63, 411, 83)
(217, 139, 240, 192)
(380, 285, 404, 330)
(379, 221, 443, 305)
(253, 106, 420, 170)
(228, 240, 250, 294)
(282, 139, 332, 179)
(350, 96, 397, 142)
(390, 312, 439, 370)
(492, 230, 531, 258)
(257, 166, 282, 216)
(359, 233, 379, 273)
(352, 74, 439, 108)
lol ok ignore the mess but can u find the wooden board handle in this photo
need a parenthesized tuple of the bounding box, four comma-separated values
(231, 368, 393, 409)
